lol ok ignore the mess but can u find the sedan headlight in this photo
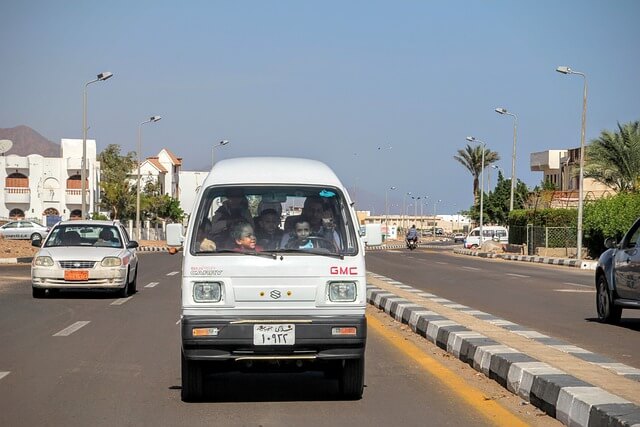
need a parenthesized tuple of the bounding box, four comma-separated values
(101, 257, 122, 267)
(193, 282, 222, 302)
(328, 281, 357, 302)
(34, 256, 54, 267)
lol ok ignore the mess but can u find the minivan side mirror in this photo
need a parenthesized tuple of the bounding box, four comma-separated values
(603, 237, 617, 249)
(167, 223, 185, 247)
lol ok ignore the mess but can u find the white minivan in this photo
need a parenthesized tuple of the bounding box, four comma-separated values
(167, 157, 366, 401)
(463, 225, 509, 249)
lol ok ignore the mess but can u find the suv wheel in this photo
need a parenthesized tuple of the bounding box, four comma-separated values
(596, 275, 622, 324)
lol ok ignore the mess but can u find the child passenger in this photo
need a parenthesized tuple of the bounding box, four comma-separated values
(255, 209, 283, 250)
(285, 220, 315, 249)
(230, 221, 262, 252)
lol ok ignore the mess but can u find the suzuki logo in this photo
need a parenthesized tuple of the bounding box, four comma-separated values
(269, 290, 281, 299)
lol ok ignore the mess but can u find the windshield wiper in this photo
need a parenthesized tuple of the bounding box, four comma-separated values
(212, 249, 278, 259)
(275, 248, 344, 260)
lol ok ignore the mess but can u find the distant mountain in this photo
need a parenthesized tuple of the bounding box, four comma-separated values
(0, 125, 60, 157)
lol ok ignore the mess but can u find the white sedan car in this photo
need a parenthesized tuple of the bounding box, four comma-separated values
(31, 220, 139, 298)
(0, 220, 49, 240)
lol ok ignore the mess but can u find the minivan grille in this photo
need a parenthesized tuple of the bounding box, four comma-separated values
(59, 261, 96, 269)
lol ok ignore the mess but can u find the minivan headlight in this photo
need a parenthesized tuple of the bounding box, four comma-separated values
(101, 257, 122, 267)
(193, 282, 222, 302)
(34, 256, 54, 267)
(328, 281, 357, 302)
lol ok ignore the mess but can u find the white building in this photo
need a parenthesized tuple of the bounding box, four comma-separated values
(135, 148, 182, 199)
(178, 170, 209, 219)
(0, 139, 100, 226)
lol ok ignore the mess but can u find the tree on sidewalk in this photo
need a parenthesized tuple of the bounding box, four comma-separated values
(98, 144, 136, 220)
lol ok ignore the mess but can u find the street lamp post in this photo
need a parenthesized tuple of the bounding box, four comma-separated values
(495, 107, 518, 211)
(212, 140, 230, 167)
(403, 192, 411, 230)
(556, 66, 588, 261)
(467, 136, 486, 246)
(432, 199, 441, 238)
(385, 186, 396, 229)
(81, 71, 113, 219)
(136, 116, 162, 241)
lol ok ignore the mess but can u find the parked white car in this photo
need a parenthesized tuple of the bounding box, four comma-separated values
(0, 220, 49, 240)
(31, 220, 139, 298)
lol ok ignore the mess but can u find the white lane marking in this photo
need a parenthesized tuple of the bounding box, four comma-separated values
(167, 271, 179, 276)
(554, 289, 595, 293)
(145, 282, 159, 288)
(435, 261, 448, 265)
(461, 266, 480, 271)
(53, 321, 90, 337)
(563, 282, 591, 288)
(110, 297, 133, 306)
(0, 372, 9, 380)
(176, 319, 181, 325)
(506, 273, 530, 278)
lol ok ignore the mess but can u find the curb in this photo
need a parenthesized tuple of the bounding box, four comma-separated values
(453, 248, 598, 270)
(0, 246, 168, 265)
(367, 282, 640, 427)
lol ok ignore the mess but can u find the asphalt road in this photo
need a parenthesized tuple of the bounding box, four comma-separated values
(0, 254, 558, 427)
(367, 246, 640, 368)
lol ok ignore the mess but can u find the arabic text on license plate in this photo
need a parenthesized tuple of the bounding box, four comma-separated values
(253, 324, 295, 345)
(64, 270, 89, 281)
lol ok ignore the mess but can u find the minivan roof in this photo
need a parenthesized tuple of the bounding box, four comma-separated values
(203, 157, 344, 187)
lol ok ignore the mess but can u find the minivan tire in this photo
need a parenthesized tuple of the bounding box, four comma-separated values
(339, 357, 364, 399)
(181, 351, 203, 402)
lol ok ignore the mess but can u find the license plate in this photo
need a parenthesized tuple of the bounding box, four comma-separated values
(253, 324, 295, 345)
(64, 270, 89, 281)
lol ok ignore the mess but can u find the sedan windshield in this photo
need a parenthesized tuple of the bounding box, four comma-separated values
(45, 225, 123, 248)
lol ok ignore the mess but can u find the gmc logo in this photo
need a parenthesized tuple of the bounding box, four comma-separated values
(330, 266, 358, 275)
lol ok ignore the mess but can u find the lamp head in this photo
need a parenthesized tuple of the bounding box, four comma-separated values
(219, 140, 230, 146)
(466, 136, 475, 142)
(495, 107, 507, 115)
(97, 72, 113, 81)
(150, 116, 162, 122)
(556, 66, 571, 74)
(390, 186, 396, 190)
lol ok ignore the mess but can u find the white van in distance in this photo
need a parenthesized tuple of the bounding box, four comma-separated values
(167, 157, 366, 401)
(463, 225, 509, 249)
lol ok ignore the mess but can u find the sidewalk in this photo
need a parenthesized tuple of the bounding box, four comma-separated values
(367, 272, 640, 427)
(452, 248, 598, 270)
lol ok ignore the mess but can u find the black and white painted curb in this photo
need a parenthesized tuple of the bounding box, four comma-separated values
(366, 243, 458, 251)
(453, 248, 598, 270)
(367, 273, 640, 427)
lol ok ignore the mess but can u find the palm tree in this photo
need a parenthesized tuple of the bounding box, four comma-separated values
(584, 121, 640, 193)
(453, 144, 500, 203)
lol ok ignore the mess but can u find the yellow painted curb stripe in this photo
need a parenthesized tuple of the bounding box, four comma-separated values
(368, 315, 529, 427)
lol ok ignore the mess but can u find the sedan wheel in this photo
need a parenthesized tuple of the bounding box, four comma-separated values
(118, 269, 130, 298)
(596, 275, 622, 324)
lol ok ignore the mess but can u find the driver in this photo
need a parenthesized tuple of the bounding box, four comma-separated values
(284, 219, 315, 249)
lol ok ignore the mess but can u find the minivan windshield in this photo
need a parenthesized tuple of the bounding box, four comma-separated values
(191, 186, 358, 256)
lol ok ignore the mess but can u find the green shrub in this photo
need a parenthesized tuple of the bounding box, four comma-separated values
(584, 193, 640, 256)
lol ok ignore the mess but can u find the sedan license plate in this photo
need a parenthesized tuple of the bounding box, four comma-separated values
(253, 324, 295, 345)
(64, 270, 89, 281)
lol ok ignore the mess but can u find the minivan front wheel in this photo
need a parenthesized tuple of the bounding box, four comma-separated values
(596, 275, 621, 324)
(339, 357, 364, 399)
(181, 351, 203, 402)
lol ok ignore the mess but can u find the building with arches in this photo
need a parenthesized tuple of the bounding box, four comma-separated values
(0, 139, 100, 226)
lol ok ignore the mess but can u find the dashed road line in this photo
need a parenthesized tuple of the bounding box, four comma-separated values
(176, 319, 181, 325)
(167, 271, 179, 276)
(563, 282, 591, 288)
(435, 261, 449, 265)
(53, 321, 90, 337)
(0, 372, 9, 381)
(461, 266, 480, 271)
(110, 297, 133, 306)
(144, 282, 159, 288)
(506, 273, 530, 278)
(555, 289, 595, 293)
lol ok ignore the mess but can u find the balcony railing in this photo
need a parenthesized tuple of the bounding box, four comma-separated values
(4, 187, 31, 203)
(65, 189, 88, 205)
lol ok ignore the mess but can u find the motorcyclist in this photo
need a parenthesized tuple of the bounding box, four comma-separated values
(405, 225, 419, 245)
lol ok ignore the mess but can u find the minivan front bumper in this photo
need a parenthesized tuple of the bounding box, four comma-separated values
(182, 314, 366, 361)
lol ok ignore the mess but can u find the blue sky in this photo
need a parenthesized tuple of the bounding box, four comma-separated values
(2, 1, 639, 215)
